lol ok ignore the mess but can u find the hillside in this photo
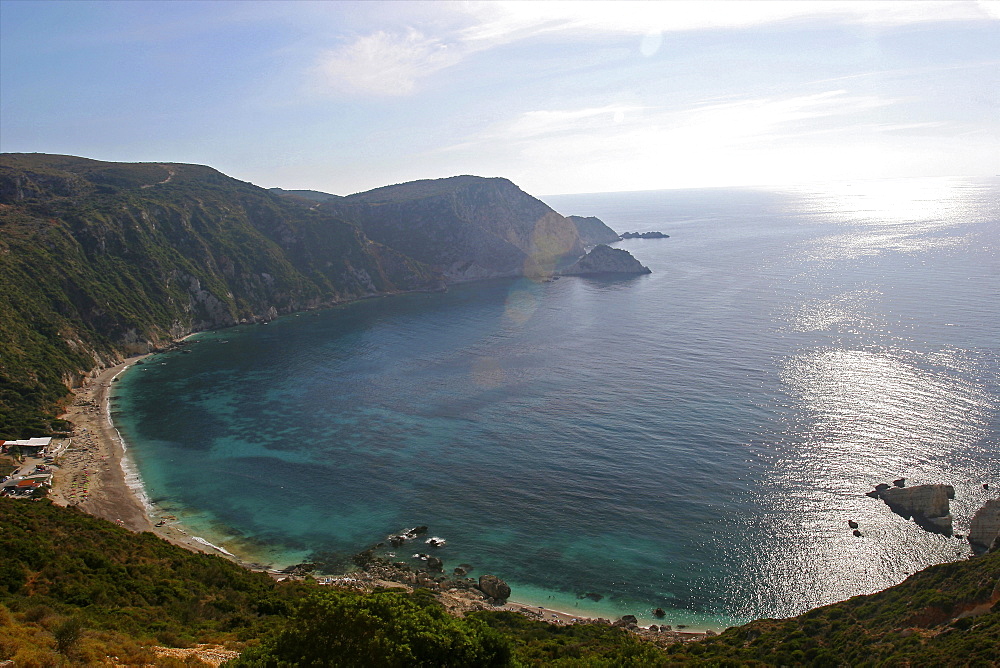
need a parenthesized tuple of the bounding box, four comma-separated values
(2, 498, 998, 666)
(0, 154, 442, 438)
(320, 176, 586, 281)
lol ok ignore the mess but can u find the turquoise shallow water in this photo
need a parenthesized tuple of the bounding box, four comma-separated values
(113, 177, 999, 629)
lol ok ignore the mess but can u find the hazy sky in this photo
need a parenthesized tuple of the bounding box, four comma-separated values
(1, 1, 997, 195)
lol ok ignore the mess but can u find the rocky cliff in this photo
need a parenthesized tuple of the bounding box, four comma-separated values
(560, 244, 651, 276)
(321, 176, 585, 281)
(0, 153, 441, 437)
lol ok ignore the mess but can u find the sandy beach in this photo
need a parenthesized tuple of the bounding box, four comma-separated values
(47, 354, 708, 640)
(49, 349, 240, 561)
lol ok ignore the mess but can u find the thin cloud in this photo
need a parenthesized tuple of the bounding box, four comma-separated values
(312, 2, 997, 97)
(452, 91, 892, 152)
(505, 105, 646, 139)
(459, 1, 998, 45)
(315, 28, 461, 96)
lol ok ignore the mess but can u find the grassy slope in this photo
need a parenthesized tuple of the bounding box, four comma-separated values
(0, 498, 306, 665)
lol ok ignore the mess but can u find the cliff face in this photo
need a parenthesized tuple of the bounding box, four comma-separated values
(322, 176, 585, 281)
(0, 153, 441, 437)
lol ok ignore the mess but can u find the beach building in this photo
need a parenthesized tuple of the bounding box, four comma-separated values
(1, 437, 53, 456)
(2, 475, 50, 496)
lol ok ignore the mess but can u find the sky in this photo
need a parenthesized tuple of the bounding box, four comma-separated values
(1, 1, 997, 195)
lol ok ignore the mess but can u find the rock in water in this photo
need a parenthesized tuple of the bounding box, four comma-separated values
(560, 244, 651, 276)
(620, 231, 669, 239)
(477, 574, 511, 602)
(968, 499, 1000, 555)
(878, 484, 955, 536)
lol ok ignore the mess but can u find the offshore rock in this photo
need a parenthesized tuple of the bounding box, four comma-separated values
(560, 244, 651, 276)
(619, 231, 669, 239)
(877, 484, 955, 536)
(477, 574, 511, 602)
(968, 499, 1000, 555)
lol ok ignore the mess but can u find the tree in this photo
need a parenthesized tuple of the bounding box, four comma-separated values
(228, 589, 511, 667)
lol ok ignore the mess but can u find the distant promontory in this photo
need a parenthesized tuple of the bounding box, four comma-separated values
(560, 244, 652, 276)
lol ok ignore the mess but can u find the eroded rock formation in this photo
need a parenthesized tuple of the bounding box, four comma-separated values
(874, 483, 955, 536)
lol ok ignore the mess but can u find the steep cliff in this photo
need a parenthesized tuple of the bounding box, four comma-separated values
(322, 176, 585, 281)
(0, 153, 441, 437)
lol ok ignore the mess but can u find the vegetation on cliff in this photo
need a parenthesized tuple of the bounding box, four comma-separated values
(663, 550, 1000, 666)
(0, 153, 440, 438)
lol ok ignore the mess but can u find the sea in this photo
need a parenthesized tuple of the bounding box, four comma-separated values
(111, 177, 1000, 631)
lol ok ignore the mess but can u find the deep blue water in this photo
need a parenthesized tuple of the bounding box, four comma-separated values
(113, 177, 1000, 629)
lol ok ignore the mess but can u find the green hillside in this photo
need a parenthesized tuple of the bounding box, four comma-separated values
(2, 498, 998, 666)
(0, 154, 441, 438)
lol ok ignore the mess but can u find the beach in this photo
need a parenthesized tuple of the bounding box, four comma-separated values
(48, 351, 247, 562)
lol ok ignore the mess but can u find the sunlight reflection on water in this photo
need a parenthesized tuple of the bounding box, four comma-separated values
(736, 178, 999, 620)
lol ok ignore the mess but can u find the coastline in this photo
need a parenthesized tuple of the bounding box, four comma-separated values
(49, 338, 258, 563)
(48, 338, 711, 638)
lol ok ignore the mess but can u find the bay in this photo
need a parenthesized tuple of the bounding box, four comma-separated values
(113, 177, 1000, 629)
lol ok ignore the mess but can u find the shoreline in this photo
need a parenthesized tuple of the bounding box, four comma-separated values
(49, 337, 261, 564)
(49, 333, 712, 638)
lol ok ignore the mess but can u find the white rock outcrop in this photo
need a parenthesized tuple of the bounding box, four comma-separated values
(878, 484, 955, 535)
(968, 499, 1000, 555)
